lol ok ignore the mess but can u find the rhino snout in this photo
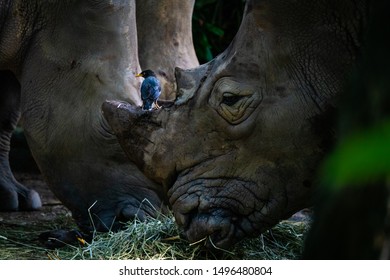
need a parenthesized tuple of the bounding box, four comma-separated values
(169, 177, 280, 249)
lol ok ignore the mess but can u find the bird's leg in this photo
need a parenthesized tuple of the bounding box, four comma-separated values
(154, 100, 161, 109)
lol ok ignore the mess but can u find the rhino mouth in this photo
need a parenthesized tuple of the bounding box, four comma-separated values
(168, 177, 286, 249)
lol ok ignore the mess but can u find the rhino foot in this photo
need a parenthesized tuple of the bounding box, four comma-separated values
(0, 176, 42, 211)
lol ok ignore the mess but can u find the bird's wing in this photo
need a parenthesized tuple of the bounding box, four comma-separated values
(151, 77, 162, 99)
(141, 77, 161, 100)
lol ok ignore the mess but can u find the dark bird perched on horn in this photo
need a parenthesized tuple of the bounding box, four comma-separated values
(136, 70, 161, 111)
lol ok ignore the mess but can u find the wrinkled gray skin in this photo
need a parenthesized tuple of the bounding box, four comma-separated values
(103, 0, 367, 248)
(0, 0, 167, 230)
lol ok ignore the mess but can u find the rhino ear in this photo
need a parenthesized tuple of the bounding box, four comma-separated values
(174, 64, 211, 105)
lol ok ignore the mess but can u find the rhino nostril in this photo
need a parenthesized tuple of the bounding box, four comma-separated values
(181, 211, 236, 248)
(174, 211, 191, 228)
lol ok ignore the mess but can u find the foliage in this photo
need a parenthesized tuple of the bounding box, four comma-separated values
(192, 0, 245, 63)
(321, 120, 390, 189)
(303, 1, 390, 259)
(320, 1, 390, 191)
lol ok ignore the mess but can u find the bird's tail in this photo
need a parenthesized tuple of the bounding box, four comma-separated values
(142, 101, 153, 111)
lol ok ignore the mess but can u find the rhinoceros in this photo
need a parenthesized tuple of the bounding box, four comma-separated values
(102, 0, 368, 248)
(0, 0, 200, 231)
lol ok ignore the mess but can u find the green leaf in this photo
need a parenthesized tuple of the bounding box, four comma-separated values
(205, 46, 214, 61)
(322, 120, 390, 189)
(205, 23, 225, 37)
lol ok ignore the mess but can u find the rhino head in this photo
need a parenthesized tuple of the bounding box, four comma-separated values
(103, 0, 365, 248)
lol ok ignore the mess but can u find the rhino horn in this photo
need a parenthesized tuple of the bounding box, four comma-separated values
(101, 100, 165, 170)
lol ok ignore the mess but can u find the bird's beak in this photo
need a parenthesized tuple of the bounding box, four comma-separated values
(135, 73, 143, 77)
(77, 236, 86, 245)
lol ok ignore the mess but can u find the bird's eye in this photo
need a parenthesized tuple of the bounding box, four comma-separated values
(221, 93, 244, 106)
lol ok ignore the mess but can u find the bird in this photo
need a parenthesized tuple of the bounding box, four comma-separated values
(136, 70, 161, 111)
(38, 229, 89, 249)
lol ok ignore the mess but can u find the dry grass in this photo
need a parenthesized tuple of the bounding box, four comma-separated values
(0, 212, 309, 260)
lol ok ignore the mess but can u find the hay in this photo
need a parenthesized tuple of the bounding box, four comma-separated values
(0, 213, 309, 260)
(52, 214, 309, 260)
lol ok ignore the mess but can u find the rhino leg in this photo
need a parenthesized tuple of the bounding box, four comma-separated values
(0, 71, 41, 211)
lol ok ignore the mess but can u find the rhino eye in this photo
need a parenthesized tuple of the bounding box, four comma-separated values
(209, 77, 262, 125)
(221, 93, 244, 106)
